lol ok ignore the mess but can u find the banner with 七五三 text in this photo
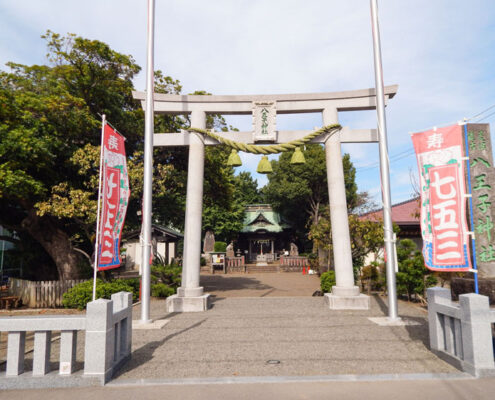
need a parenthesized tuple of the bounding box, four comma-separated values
(97, 123, 130, 270)
(411, 124, 471, 271)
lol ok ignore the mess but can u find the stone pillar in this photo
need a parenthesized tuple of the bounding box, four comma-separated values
(323, 108, 369, 310)
(427, 287, 452, 352)
(84, 299, 114, 383)
(33, 330, 52, 376)
(166, 110, 210, 312)
(59, 330, 78, 375)
(6, 331, 25, 376)
(459, 293, 495, 375)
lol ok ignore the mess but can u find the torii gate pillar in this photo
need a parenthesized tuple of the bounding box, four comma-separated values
(323, 108, 370, 309)
(166, 110, 211, 312)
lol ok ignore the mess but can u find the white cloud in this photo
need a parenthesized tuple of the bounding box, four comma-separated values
(2, 0, 495, 201)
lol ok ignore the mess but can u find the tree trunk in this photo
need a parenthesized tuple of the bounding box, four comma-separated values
(21, 210, 84, 280)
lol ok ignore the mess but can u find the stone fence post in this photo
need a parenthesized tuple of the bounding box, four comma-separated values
(459, 293, 495, 375)
(427, 287, 453, 352)
(84, 291, 132, 383)
(427, 287, 495, 376)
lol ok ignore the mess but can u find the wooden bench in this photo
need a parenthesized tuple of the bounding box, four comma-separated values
(0, 296, 21, 309)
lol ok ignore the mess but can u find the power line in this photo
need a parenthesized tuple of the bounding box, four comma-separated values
(355, 148, 415, 171)
(471, 108, 495, 123)
(354, 101, 495, 173)
(468, 104, 495, 122)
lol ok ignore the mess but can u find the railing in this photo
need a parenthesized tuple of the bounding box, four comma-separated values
(280, 256, 308, 272)
(427, 287, 495, 376)
(0, 291, 132, 386)
(8, 278, 87, 308)
(226, 256, 245, 273)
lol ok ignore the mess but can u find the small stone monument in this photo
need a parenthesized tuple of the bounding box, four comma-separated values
(203, 230, 215, 254)
(289, 242, 299, 256)
(226, 241, 235, 258)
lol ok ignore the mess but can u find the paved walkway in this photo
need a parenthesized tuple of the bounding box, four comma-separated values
(3, 376, 495, 400)
(3, 272, 484, 398)
(123, 292, 458, 381)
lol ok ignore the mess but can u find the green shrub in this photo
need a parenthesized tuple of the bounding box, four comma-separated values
(320, 270, 336, 293)
(214, 241, 227, 252)
(360, 262, 384, 293)
(151, 264, 181, 287)
(200, 256, 207, 266)
(62, 279, 138, 310)
(149, 261, 182, 298)
(396, 239, 438, 301)
(151, 283, 175, 297)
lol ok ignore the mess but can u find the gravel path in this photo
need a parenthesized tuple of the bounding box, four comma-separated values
(119, 293, 458, 381)
(0, 273, 459, 381)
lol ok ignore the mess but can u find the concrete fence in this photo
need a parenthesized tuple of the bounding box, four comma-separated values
(427, 287, 495, 377)
(9, 278, 87, 308)
(0, 291, 132, 387)
(226, 256, 245, 273)
(280, 256, 309, 272)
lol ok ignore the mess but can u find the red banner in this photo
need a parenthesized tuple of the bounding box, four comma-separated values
(97, 124, 130, 270)
(411, 125, 471, 271)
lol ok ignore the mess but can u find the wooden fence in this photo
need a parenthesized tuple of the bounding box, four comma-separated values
(8, 278, 87, 308)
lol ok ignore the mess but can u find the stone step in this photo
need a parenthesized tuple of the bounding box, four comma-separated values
(246, 266, 279, 273)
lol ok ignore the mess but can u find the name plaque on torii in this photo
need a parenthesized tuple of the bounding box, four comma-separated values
(252, 101, 277, 142)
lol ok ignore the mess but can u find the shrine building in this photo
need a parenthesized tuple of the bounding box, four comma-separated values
(236, 204, 292, 263)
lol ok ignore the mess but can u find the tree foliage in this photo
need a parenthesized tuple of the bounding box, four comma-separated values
(263, 144, 364, 250)
(396, 239, 437, 301)
(309, 206, 385, 271)
(0, 32, 244, 279)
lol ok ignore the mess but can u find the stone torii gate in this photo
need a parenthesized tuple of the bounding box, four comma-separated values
(133, 85, 398, 312)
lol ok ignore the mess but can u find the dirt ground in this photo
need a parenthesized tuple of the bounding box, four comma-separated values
(200, 272, 321, 297)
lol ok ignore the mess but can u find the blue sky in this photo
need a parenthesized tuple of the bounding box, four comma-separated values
(1, 0, 495, 206)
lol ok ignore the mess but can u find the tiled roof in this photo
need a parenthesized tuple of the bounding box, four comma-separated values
(241, 204, 290, 233)
(359, 197, 420, 225)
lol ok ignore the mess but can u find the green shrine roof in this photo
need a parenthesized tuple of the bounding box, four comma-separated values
(241, 204, 290, 233)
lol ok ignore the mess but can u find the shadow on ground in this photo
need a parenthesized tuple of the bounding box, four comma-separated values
(374, 294, 430, 348)
(113, 318, 208, 379)
(200, 275, 273, 293)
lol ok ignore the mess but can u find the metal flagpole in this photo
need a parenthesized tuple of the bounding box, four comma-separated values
(92, 114, 106, 301)
(370, 0, 399, 320)
(140, 0, 155, 323)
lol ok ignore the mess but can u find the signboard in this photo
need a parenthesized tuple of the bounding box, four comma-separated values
(466, 123, 495, 278)
(97, 123, 130, 270)
(252, 101, 277, 142)
(411, 124, 471, 271)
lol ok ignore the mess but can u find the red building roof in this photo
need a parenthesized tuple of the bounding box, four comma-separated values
(359, 197, 420, 226)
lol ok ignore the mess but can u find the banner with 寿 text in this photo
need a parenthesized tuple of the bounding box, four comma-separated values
(411, 124, 471, 271)
(97, 123, 130, 270)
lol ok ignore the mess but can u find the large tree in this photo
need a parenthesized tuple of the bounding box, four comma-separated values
(262, 145, 360, 249)
(0, 32, 241, 279)
(0, 31, 142, 280)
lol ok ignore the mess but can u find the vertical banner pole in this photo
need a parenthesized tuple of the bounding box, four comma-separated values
(92, 114, 106, 301)
(140, 0, 155, 323)
(463, 123, 479, 294)
(370, 0, 399, 319)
